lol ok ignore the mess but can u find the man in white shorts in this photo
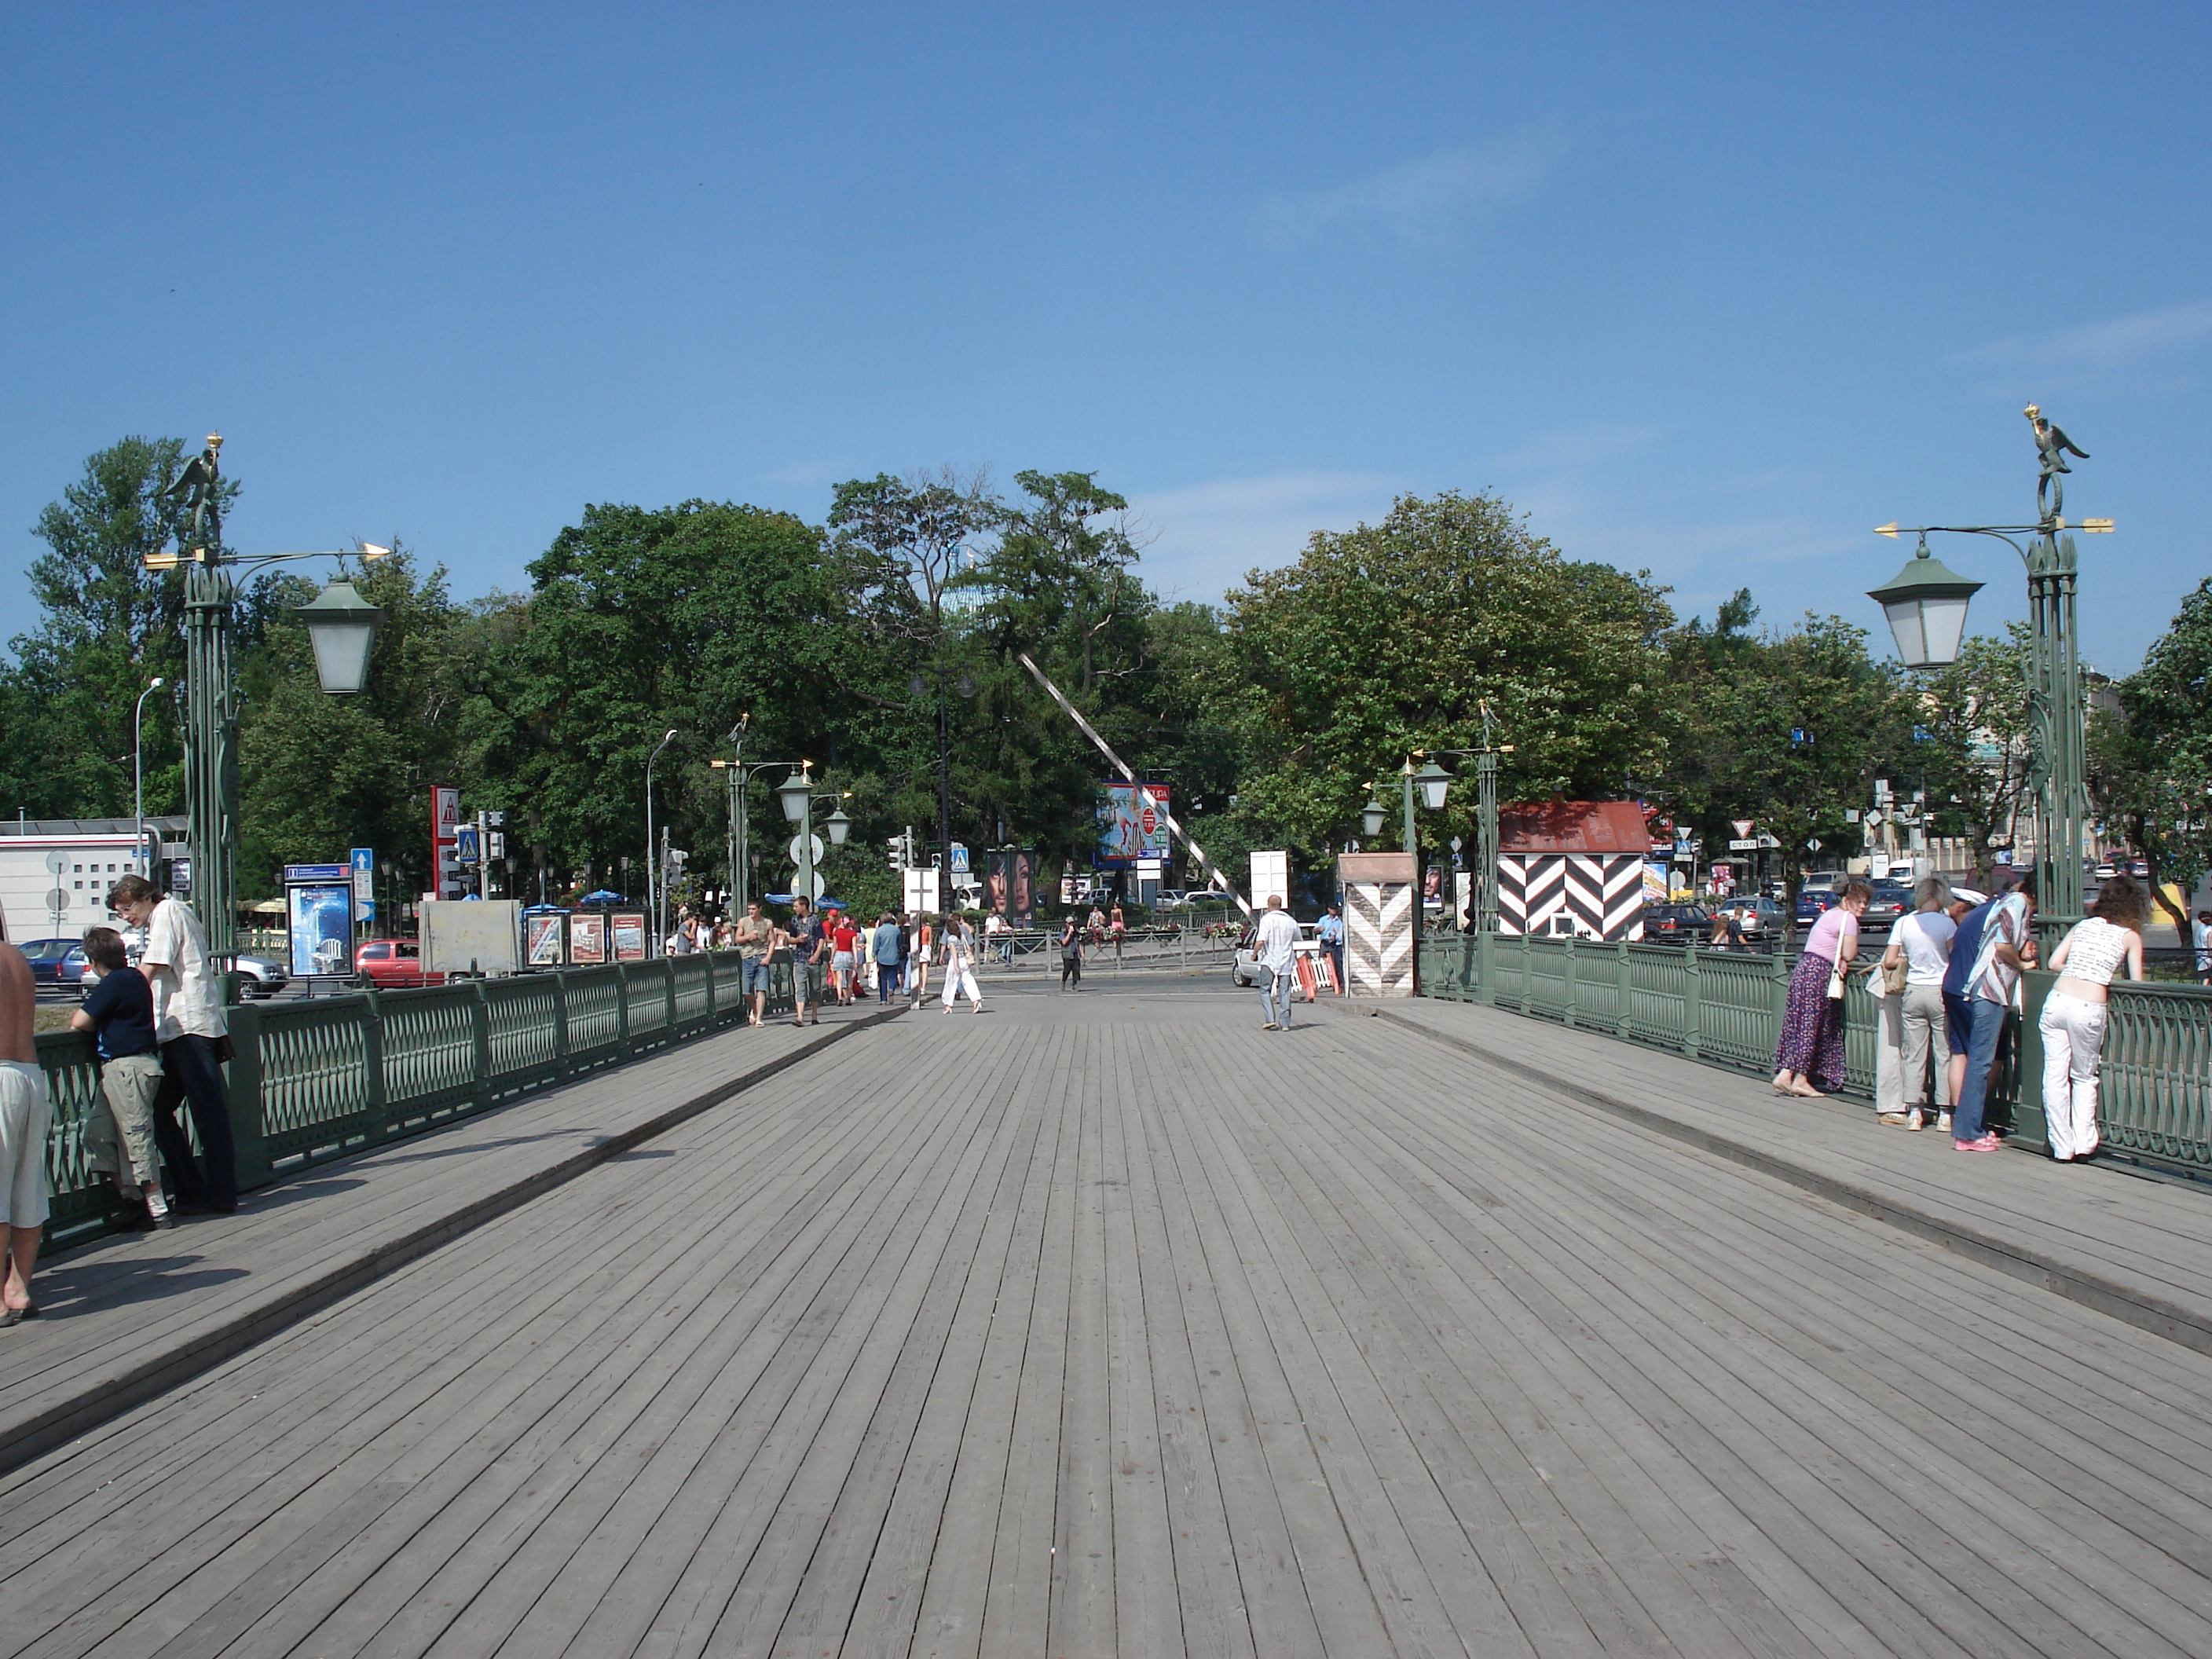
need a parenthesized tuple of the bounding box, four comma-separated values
(0, 918, 50, 1324)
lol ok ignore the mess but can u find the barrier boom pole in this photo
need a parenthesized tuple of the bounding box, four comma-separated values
(1015, 651, 1253, 917)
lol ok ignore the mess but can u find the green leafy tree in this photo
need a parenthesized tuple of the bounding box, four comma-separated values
(1664, 611, 1914, 899)
(1222, 490, 1675, 860)
(499, 500, 881, 897)
(2094, 579, 2212, 942)
(2, 436, 231, 819)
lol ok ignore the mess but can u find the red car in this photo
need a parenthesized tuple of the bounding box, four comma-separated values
(355, 939, 443, 987)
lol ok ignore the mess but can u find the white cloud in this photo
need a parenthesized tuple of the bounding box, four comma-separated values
(1252, 126, 1569, 247)
(1130, 470, 1405, 602)
(1955, 298, 2212, 369)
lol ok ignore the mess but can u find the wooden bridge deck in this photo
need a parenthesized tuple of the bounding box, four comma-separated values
(3, 972, 2210, 1657)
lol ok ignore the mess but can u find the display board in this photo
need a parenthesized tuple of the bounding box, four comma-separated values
(1096, 782, 1170, 866)
(419, 899, 521, 976)
(569, 913, 606, 964)
(284, 866, 356, 980)
(524, 911, 566, 966)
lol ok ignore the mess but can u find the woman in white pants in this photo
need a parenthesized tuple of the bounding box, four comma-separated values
(939, 919, 984, 1013)
(1880, 877, 1956, 1130)
(2039, 875, 2147, 1162)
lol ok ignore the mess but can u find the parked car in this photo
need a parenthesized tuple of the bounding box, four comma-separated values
(1712, 895, 1784, 943)
(1859, 882, 1913, 931)
(1229, 921, 1317, 987)
(1796, 887, 1838, 925)
(1641, 904, 1712, 942)
(354, 939, 440, 988)
(18, 938, 79, 987)
(232, 955, 290, 998)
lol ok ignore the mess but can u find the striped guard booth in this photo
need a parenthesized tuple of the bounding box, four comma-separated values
(1495, 802, 1650, 942)
(1337, 852, 1417, 996)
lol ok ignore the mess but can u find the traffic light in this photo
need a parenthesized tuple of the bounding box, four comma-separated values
(887, 834, 906, 870)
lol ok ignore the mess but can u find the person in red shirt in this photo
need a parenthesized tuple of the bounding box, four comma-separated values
(829, 913, 862, 1005)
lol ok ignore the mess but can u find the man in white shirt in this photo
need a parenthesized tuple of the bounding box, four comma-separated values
(108, 874, 237, 1213)
(1253, 895, 1302, 1031)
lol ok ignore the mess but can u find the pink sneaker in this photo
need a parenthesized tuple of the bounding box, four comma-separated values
(1953, 1133, 2001, 1153)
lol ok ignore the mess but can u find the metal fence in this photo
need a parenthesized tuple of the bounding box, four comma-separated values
(32, 951, 799, 1247)
(1417, 932, 2212, 1174)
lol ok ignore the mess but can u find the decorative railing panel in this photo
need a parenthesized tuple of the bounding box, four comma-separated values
(33, 947, 801, 1247)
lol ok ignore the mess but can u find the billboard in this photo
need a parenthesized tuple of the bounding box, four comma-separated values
(985, 850, 1036, 928)
(569, 913, 606, 964)
(1096, 782, 1170, 866)
(286, 879, 355, 979)
(610, 912, 648, 961)
(524, 912, 566, 966)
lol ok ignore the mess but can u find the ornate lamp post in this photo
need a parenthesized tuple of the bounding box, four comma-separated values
(774, 763, 853, 906)
(644, 728, 679, 949)
(133, 676, 166, 879)
(145, 435, 388, 961)
(1866, 404, 2115, 926)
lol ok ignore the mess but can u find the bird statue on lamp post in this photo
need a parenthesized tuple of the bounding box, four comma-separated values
(2025, 403, 2089, 526)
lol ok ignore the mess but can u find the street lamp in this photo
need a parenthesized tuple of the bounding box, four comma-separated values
(133, 676, 166, 881)
(910, 666, 976, 888)
(289, 580, 385, 694)
(645, 727, 678, 950)
(1866, 405, 2116, 926)
(1361, 793, 1387, 839)
(141, 432, 393, 961)
(1866, 539, 1982, 670)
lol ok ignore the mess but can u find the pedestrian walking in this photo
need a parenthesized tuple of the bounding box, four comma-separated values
(0, 920, 48, 1324)
(940, 917, 984, 1013)
(1953, 875, 2038, 1153)
(1772, 879, 1870, 1098)
(1059, 913, 1083, 991)
(68, 926, 171, 1228)
(2195, 909, 2212, 986)
(733, 900, 774, 1026)
(909, 916, 933, 1002)
(1253, 895, 1302, 1031)
(829, 910, 861, 1005)
(785, 895, 826, 1027)
(872, 912, 906, 1003)
(108, 873, 237, 1213)
(1109, 903, 1126, 960)
(2039, 874, 2148, 1162)
(1316, 903, 1345, 992)
(1879, 877, 1956, 1130)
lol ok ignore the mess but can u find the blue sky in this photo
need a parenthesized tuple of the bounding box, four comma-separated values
(5, 3, 2208, 674)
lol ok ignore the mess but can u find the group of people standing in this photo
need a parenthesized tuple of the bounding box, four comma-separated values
(0, 872, 243, 1328)
(721, 898, 987, 1023)
(1773, 871, 2150, 1161)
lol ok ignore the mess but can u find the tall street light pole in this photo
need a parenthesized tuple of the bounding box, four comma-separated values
(911, 668, 974, 900)
(133, 676, 166, 879)
(645, 727, 678, 950)
(1867, 404, 2114, 928)
(146, 435, 388, 962)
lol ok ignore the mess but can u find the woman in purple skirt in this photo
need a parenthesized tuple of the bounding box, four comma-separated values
(1772, 879, 1871, 1098)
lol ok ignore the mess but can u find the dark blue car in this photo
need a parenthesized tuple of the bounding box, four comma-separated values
(17, 938, 78, 986)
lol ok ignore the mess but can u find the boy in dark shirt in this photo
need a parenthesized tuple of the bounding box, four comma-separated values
(69, 927, 172, 1228)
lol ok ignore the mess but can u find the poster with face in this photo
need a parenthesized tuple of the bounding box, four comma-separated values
(610, 913, 647, 961)
(1009, 849, 1035, 928)
(526, 912, 566, 965)
(287, 883, 355, 978)
(569, 913, 606, 964)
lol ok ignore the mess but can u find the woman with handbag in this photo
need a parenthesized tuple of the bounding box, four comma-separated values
(1880, 878, 1956, 1130)
(1772, 880, 1871, 1099)
(1060, 914, 1084, 992)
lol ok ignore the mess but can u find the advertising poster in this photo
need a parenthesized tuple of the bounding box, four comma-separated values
(569, 913, 606, 964)
(610, 912, 647, 962)
(1095, 782, 1170, 866)
(525, 912, 566, 966)
(287, 882, 355, 979)
(984, 850, 1038, 928)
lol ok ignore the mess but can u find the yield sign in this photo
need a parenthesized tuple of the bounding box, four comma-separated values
(1731, 819, 1754, 839)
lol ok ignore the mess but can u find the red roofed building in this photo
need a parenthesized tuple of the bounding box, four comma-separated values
(1496, 801, 1650, 940)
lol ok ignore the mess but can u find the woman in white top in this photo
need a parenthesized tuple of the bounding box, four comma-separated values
(939, 917, 985, 1013)
(2038, 874, 2148, 1162)
(1880, 877, 1957, 1130)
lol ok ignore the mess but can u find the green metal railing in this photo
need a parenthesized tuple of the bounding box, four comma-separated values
(1417, 933, 2212, 1174)
(33, 951, 799, 1247)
